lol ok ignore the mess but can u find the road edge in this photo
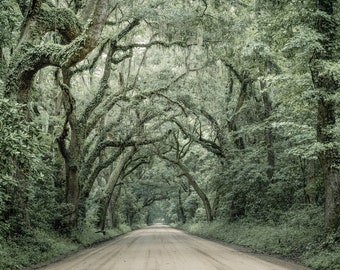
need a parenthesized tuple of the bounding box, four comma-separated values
(172, 224, 312, 270)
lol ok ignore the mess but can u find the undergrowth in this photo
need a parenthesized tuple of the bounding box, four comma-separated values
(71, 224, 131, 247)
(0, 225, 132, 270)
(177, 206, 340, 270)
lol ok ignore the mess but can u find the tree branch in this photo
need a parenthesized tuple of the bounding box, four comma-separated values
(115, 40, 194, 51)
(81, 148, 124, 199)
(79, 41, 115, 125)
(36, 7, 82, 42)
(172, 118, 225, 158)
(101, 133, 170, 149)
(6, 0, 110, 101)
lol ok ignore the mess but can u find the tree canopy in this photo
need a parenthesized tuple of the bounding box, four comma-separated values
(0, 0, 340, 268)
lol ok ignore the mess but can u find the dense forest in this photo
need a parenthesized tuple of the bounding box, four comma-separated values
(0, 0, 340, 269)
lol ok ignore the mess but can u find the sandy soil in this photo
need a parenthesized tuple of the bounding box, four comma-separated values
(38, 224, 311, 270)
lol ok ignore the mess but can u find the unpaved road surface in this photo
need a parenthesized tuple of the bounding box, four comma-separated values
(39, 225, 310, 270)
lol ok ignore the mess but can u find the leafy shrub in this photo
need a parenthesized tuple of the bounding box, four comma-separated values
(178, 206, 340, 269)
(0, 225, 132, 270)
(71, 224, 132, 246)
(0, 98, 58, 236)
(0, 229, 78, 270)
(304, 247, 340, 270)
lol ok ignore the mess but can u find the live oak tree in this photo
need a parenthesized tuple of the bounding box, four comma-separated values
(5, 0, 110, 104)
(2, 0, 114, 230)
(97, 146, 136, 231)
(155, 130, 215, 222)
(2, 3, 340, 268)
(2, 0, 202, 230)
(167, 0, 335, 224)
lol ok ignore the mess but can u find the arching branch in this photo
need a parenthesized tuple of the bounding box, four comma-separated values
(6, 0, 110, 102)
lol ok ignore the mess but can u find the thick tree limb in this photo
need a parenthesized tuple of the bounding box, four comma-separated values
(17, 0, 43, 48)
(6, 0, 110, 102)
(56, 70, 76, 161)
(79, 41, 115, 125)
(81, 148, 124, 200)
(36, 7, 82, 42)
(71, 19, 139, 74)
(98, 147, 136, 231)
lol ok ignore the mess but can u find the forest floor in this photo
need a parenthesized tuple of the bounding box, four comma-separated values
(36, 224, 310, 270)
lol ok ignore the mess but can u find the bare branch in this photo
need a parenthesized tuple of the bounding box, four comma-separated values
(172, 118, 225, 158)
(102, 133, 169, 149)
(81, 148, 124, 199)
(116, 40, 195, 51)
(155, 93, 188, 117)
(114, 19, 140, 43)
(79, 41, 115, 125)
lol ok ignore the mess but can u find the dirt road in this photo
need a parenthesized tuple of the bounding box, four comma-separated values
(39, 225, 310, 270)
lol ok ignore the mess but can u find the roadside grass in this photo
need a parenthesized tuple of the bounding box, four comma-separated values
(177, 206, 340, 270)
(0, 230, 78, 270)
(72, 223, 131, 246)
(303, 246, 340, 270)
(0, 225, 132, 270)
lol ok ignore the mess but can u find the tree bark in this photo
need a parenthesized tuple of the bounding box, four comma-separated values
(211, 191, 220, 219)
(5, 0, 109, 103)
(224, 63, 251, 150)
(57, 68, 81, 228)
(311, 0, 340, 231)
(98, 147, 136, 231)
(109, 185, 123, 228)
(178, 188, 186, 223)
(177, 162, 213, 222)
(262, 89, 275, 182)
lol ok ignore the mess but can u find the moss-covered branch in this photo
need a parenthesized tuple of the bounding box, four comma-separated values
(6, 0, 110, 102)
(71, 18, 139, 75)
(36, 7, 82, 42)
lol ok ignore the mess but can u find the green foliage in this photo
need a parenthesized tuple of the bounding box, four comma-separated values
(179, 206, 340, 269)
(0, 0, 339, 268)
(0, 98, 58, 235)
(282, 26, 324, 61)
(0, 99, 34, 234)
(183, 194, 200, 220)
(71, 223, 131, 246)
(0, 0, 21, 48)
(0, 225, 132, 270)
(305, 245, 340, 270)
(0, 229, 78, 270)
(0, 0, 21, 79)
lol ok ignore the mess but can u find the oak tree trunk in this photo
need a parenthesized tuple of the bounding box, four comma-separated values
(178, 162, 213, 222)
(98, 147, 136, 231)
